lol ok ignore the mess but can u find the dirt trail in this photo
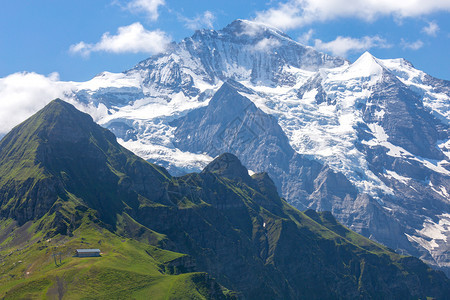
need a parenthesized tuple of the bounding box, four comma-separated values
(46, 276, 66, 300)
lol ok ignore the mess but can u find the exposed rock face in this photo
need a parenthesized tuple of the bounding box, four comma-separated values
(363, 71, 445, 160)
(342, 56, 450, 273)
(171, 80, 412, 263)
(172, 81, 294, 184)
(130, 19, 345, 94)
(296, 60, 450, 272)
(202, 153, 253, 183)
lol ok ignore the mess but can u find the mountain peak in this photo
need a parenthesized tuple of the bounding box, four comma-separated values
(134, 19, 345, 86)
(0, 98, 99, 149)
(190, 19, 291, 43)
(359, 51, 375, 59)
(345, 51, 385, 78)
(37, 98, 89, 119)
(202, 153, 252, 182)
(354, 51, 381, 67)
(220, 19, 291, 41)
(47, 97, 66, 106)
(40, 98, 80, 116)
(0, 97, 170, 226)
(31, 99, 103, 143)
(222, 79, 254, 94)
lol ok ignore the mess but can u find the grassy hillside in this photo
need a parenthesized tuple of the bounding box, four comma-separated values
(0, 217, 232, 299)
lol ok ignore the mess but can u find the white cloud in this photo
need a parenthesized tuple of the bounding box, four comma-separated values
(422, 21, 439, 36)
(0, 72, 75, 136)
(314, 35, 391, 56)
(69, 23, 171, 57)
(254, 0, 450, 30)
(251, 38, 282, 52)
(401, 39, 424, 50)
(126, 0, 165, 21)
(254, 2, 304, 30)
(181, 11, 216, 30)
(239, 21, 268, 37)
(298, 29, 314, 44)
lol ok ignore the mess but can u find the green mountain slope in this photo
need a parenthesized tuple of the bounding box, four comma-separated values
(0, 99, 170, 229)
(0, 222, 229, 299)
(0, 99, 448, 299)
(0, 99, 230, 299)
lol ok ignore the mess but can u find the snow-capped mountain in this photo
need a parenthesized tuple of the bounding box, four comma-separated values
(65, 19, 449, 275)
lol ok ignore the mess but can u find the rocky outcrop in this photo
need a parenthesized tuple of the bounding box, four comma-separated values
(172, 81, 404, 256)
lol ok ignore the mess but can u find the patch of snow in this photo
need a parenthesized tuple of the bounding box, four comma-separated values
(74, 71, 141, 91)
(406, 214, 450, 265)
(119, 138, 213, 173)
(374, 109, 385, 119)
(428, 180, 450, 200)
(438, 140, 450, 160)
(341, 52, 384, 80)
(382, 58, 450, 124)
(384, 170, 410, 185)
(363, 124, 450, 176)
(239, 67, 394, 198)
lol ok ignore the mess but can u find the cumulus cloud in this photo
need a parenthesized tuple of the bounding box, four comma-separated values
(126, 0, 165, 21)
(254, 2, 304, 30)
(314, 35, 391, 56)
(401, 39, 424, 50)
(298, 29, 314, 44)
(251, 38, 282, 52)
(180, 11, 216, 30)
(422, 21, 439, 36)
(69, 23, 171, 57)
(0, 72, 74, 136)
(254, 0, 450, 30)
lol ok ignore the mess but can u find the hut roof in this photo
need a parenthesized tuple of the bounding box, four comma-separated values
(76, 249, 100, 253)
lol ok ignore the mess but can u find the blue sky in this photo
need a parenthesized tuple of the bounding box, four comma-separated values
(1, 0, 449, 81)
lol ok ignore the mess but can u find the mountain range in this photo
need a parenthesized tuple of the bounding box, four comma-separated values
(0, 99, 448, 299)
(48, 19, 450, 276)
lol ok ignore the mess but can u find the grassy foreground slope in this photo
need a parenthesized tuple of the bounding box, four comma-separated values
(0, 218, 231, 299)
(0, 216, 230, 299)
